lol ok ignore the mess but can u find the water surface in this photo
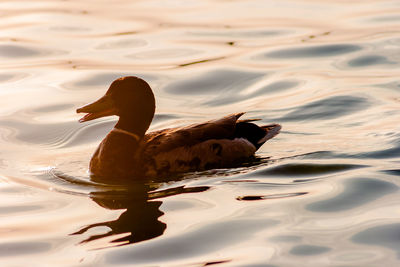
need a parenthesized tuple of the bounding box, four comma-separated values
(1, 0, 400, 266)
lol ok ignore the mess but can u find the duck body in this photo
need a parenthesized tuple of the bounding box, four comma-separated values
(77, 76, 281, 180)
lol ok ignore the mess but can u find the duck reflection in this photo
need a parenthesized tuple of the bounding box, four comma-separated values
(72, 182, 209, 246)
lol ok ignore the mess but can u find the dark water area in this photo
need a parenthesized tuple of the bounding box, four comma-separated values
(1, 0, 400, 266)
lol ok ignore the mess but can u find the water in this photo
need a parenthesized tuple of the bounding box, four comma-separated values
(1, 0, 400, 266)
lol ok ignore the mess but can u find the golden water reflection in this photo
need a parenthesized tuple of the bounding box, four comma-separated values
(1, 0, 400, 266)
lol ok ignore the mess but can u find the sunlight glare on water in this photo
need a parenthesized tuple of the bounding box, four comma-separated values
(0, 0, 400, 266)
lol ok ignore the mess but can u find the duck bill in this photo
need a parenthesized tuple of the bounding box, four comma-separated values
(76, 95, 116, 123)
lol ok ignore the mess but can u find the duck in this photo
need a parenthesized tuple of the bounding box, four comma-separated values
(77, 76, 281, 180)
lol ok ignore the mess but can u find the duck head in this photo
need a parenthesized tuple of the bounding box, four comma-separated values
(77, 76, 155, 136)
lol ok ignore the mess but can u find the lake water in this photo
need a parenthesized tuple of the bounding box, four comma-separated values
(1, 0, 400, 266)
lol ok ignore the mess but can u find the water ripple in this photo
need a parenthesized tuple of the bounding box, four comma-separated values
(280, 96, 370, 121)
(237, 192, 307, 201)
(63, 72, 159, 90)
(203, 79, 301, 106)
(187, 29, 287, 38)
(348, 55, 396, 67)
(357, 139, 400, 159)
(0, 242, 51, 257)
(0, 44, 66, 58)
(352, 223, 400, 258)
(307, 178, 398, 212)
(105, 218, 278, 265)
(253, 163, 365, 177)
(259, 44, 362, 59)
(127, 48, 202, 60)
(289, 245, 331, 256)
(0, 72, 28, 83)
(164, 69, 265, 95)
(0, 45, 42, 58)
(95, 39, 147, 50)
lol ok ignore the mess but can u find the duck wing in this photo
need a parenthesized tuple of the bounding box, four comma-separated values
(136, 113, 280, 177)
(141, 112, 245, 155)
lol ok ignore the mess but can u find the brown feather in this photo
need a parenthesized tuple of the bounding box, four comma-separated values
(140, 113, 244, 156)
(142, 138, 256, 176)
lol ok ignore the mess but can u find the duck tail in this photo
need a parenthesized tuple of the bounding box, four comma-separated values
(235, 122, 281, 150)
(258, 124, 281, 146)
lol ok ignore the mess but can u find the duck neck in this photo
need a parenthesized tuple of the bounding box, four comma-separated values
(115, 114, 153, 138)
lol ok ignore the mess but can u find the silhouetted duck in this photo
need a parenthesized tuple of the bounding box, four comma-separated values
(77, 76, 281, 179)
